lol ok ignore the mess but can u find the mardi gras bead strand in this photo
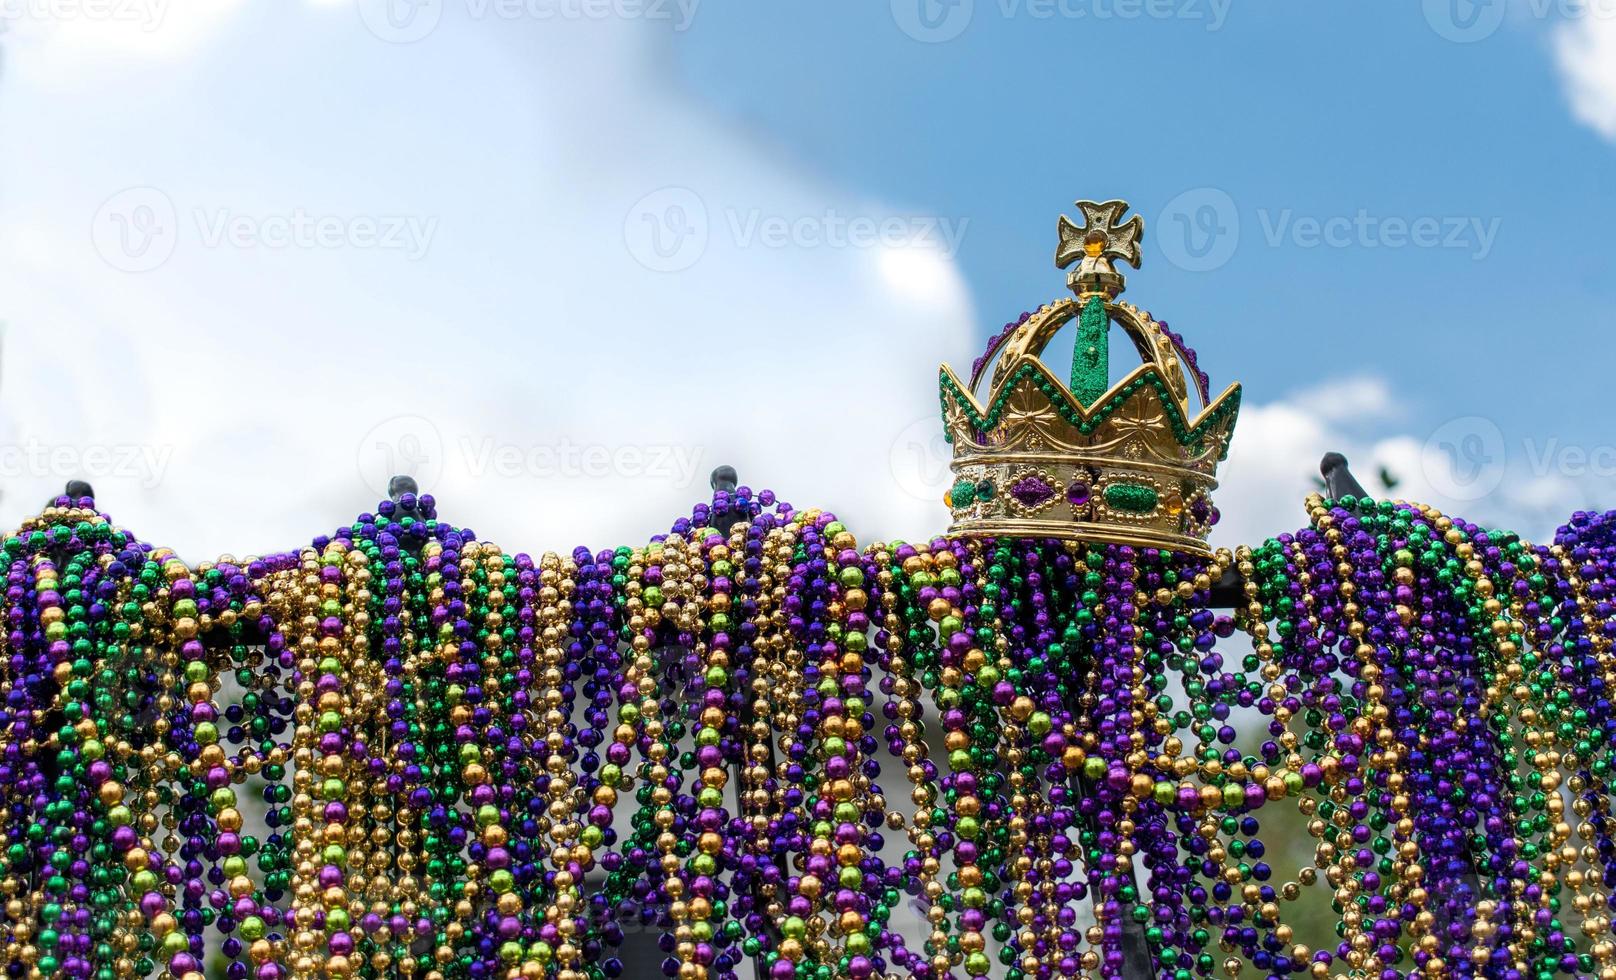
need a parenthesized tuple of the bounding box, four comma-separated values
(729, 500, 785, 972)
(341, 498, 431, 972)
(706, 495, 791, 980)
(572, 545, 632, 978)
(887, 537, 960, 980)
(872, 539, 948, 980)
(824, 520, 898, 980)
(769, 509, 839, 980)
(525, 547, 586, 979)
(1537, 515, 1616, 976)
(741, 510, 802, 975)
(672, 528, 742, 980)
(948, 536, 1011, 980)
(1297, 511, 1414, 978)
(612, 537, 683, 949)
(637, 530, 709, 979)
(1023, 543, 1091, 980)
(459, 542, 534, 979)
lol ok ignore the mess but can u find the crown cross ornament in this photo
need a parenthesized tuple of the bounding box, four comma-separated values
(938, 197, 1241, 556)
(1055, 198, 1144, 300)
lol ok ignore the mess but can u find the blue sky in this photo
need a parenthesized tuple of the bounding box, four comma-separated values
(673, 0, 1616, 537)
(671, 1, 1616, 436)
(0, 0, 1611, 557)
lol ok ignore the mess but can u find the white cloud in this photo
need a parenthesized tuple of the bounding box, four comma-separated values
(0, 7, 1595, 563)
(1211, 399, 1335, 549)
(1281, 374, 1398, 424)
(2, 0, 246, 85)
(1553, 14, 1616, 141)
(876, 243, 971, 315)
(0, 4, 975, 560)
(1212, 378, 1594, 549)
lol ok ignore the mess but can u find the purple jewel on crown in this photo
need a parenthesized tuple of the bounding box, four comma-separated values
(1009, 475, 1056, 508)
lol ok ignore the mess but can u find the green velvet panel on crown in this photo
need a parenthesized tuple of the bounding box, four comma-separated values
(1071, 295, 1109, 407)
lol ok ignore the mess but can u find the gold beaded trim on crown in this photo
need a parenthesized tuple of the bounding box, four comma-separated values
(937, 198, 1241, 557)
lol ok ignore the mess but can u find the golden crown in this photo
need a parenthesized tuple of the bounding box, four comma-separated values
(938, 198, 1241, 556)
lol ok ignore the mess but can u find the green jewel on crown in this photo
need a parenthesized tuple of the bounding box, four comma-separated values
(936, 198, 1242, 557)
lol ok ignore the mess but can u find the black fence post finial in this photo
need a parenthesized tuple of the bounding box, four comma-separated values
(709, 465, 747, 534)
(52, 480, 96, 507)
(1205, 453, 1375, 609)
(387, 475, 419, 503)
(1320, 451, 1369, 500)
